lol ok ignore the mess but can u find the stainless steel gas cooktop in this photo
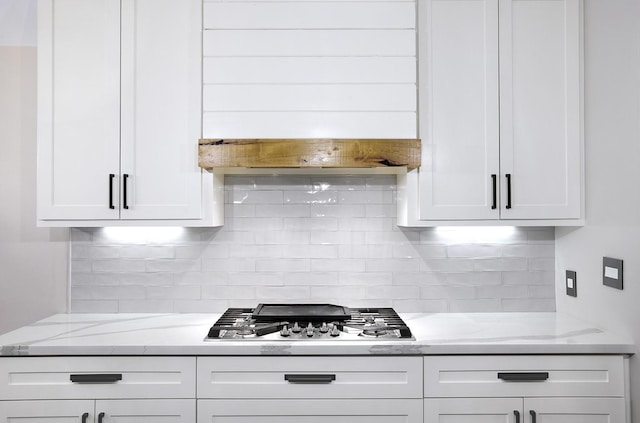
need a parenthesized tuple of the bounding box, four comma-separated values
(205, 304, 414, 341)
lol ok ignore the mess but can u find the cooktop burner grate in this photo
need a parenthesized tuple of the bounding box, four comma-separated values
(206, 306, 413, 340)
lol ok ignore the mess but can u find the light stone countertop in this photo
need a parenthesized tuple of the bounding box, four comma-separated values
(0, 312, 634, 356)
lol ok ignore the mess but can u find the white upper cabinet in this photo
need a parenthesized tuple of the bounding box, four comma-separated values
(120, 0, 202, 220)
(37, 0, 218, 226)
(498, 0, 582, 220)
(413, 0, 583, 224)
(37, 0, 121, 221)
(201, 0, 417, 139)
(418, 0, 500, 220)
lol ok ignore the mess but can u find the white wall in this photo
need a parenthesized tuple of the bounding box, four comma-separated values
(555, 0, 640, 420)
(0, 41, 68, 334)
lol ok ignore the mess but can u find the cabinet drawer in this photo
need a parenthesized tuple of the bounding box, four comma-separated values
(0, 356, 196, 400)
(197, 356, 422, 399)
(198, 399, 423, 423)
(424, 355, 625, 398)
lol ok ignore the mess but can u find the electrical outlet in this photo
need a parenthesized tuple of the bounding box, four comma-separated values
(566, 270, 577, 297)
(603, 257, 623, 290)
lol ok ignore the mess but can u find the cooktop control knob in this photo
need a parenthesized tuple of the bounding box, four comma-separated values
(306, 323, 315, 337)
(280, 325, 291, 337)
(319, 322, 329, 333)
(329, 326, 341, 337)
(291, 322, 301, 333)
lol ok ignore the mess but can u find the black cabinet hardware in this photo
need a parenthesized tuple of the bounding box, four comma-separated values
(98, 412, 105, 423)
(123, 173, 129, 209)
(81, 413, 89, 423)
(514, 410, 520, 423)
(529, 410, 537, 423)
(108, 174, 115, 209)
(284, 374, 336, 384)
(70, 373, 123, 383)
(498, 372, 549, 382)
(505, 173, 512, 209)
(491, 174, 497, 209)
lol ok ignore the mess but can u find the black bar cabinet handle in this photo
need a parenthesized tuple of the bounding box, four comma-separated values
(108, 174, 115, 209)
(81, 412, 89, 423)
(505, 173, 512, 209)
(491, 174, 497, 209)
(70, 373, 123, 383)
(513, 410, 520, 423)
(123, 173, 129, 209)
(498, 372, 549, 382)
(284, 374, 336, 384)
(529, 410, 537, 423)
(98, 412, 105, 423)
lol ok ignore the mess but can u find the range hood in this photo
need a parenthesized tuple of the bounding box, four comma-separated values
(198, 138, 421, 172)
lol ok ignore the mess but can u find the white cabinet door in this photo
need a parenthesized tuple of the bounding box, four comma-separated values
(524, 398, 626, 423)
(424, 398, 522, 423)
(418, 0, 500, 220)
(0, 400, 94, 422)
(499, 0, 582, 219)
(95, 400, 195, 423)
(120, 0, 202, 220)
(198, 399, 423, 423)
(37, 0, 121, 220)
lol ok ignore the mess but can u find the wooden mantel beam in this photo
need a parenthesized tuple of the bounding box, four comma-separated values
(198, 138, 421, 170)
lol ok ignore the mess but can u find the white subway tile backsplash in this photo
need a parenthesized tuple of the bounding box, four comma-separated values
(228, 272, 283, 286)
(366, 258, 420, 272)
(338, 217, 392, 232)
(284, 272, 339, 286)
(472, 258, 528, 272)
(282, 244, 338, 259)
(338, 272, 392, 286)
(146, 259, 201, 273)
(311, 258, 366, 272)
(284, 217, 338, 231)
(311, 204, 366, 218)
(92, 260, 146, 273)
(202, 285, 256, 300)
(284, 190, 338, 204)
(202, 258, 255, 272)
(256, 258, 311, 272)
(70, 176, 556, 313)
(256, 204, 311, 218)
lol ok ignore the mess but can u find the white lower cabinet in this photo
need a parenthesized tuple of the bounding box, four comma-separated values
(423, 355, 628, 423)
(424, 397, 625, 422)
(0, 357, 196, 423)
(0, 399, 195, 423)
(196, 356, 423, 422)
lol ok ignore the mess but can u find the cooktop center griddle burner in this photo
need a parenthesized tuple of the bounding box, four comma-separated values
(206, 304, 413, 341)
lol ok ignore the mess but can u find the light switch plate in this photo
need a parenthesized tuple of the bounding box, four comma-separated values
(566, 270, 577, 297)
(603, 257, 623, 290)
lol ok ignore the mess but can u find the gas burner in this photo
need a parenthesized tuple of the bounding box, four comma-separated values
(206, 304, 413, 341)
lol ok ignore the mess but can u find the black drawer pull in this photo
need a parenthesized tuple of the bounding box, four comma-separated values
(505, 173, 512, 209)
(491, 174, 497, 209)
(70, 373, 123, 383)
(498, 372, 549, 382)
(123, 173, 129, 209)
(108, 174, 115, 210)
(529, 410, 537, 423)
(98, 412, 105, 423)
(81, 412, 89, 423)
(284, 374, 336, 384)
(514, 410, 520, 423)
